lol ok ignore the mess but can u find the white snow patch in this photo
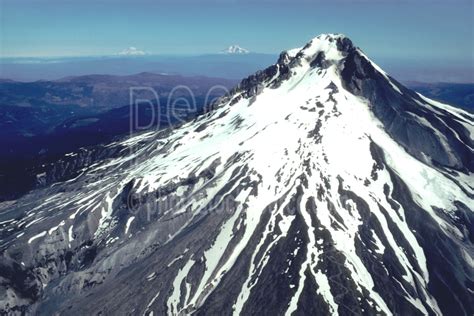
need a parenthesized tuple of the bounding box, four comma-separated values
(125, 216, 135, 234)
(28, 231, 47, 244)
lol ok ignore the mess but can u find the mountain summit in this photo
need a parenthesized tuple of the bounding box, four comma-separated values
(1, 34, 473, 315)
(117, 46, 147, 56)
(221, 44, 250, 54)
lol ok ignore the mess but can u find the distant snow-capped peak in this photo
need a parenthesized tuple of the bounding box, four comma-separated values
(220, 45, 250, 54)
(117, 47, 147, 56)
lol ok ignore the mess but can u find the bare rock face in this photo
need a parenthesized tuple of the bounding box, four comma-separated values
(1, 34, 473, 315)
(340, 47, 473, 173)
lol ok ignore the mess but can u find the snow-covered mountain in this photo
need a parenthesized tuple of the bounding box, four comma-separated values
(221, 45, 250, 54)
(117, 46, 147, 56)
(1, 34, 473, 315)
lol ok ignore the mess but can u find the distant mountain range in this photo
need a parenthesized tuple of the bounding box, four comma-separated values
(0, 54, 277, 81)
(0, 72, 237, 110)
(0, 72, 237, 200)
(1, 53, 472, 84)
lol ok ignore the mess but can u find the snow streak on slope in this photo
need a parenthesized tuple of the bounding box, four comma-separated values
(0, 34, 473, 315)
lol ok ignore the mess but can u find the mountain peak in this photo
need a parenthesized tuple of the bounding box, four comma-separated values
(313, 33, 349, 41)
(117, 47, 147, 56)
(234, 33, 357, 98)
(283, 33, 354, 62)
(234, 32, 471, 173)
(221, 45, 250, 54)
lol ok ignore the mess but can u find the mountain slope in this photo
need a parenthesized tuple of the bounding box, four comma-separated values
(0, 34, 473, 315)
(0, 73, 237, 201)
(405, 82, 474, 113)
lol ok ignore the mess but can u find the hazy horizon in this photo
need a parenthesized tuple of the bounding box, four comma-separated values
(1, 0, 473, 62)
(1, 0, 473, 83)
(1, 53, 473, 83)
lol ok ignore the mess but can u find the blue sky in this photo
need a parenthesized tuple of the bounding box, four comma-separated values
(1, 0, 473, 64)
